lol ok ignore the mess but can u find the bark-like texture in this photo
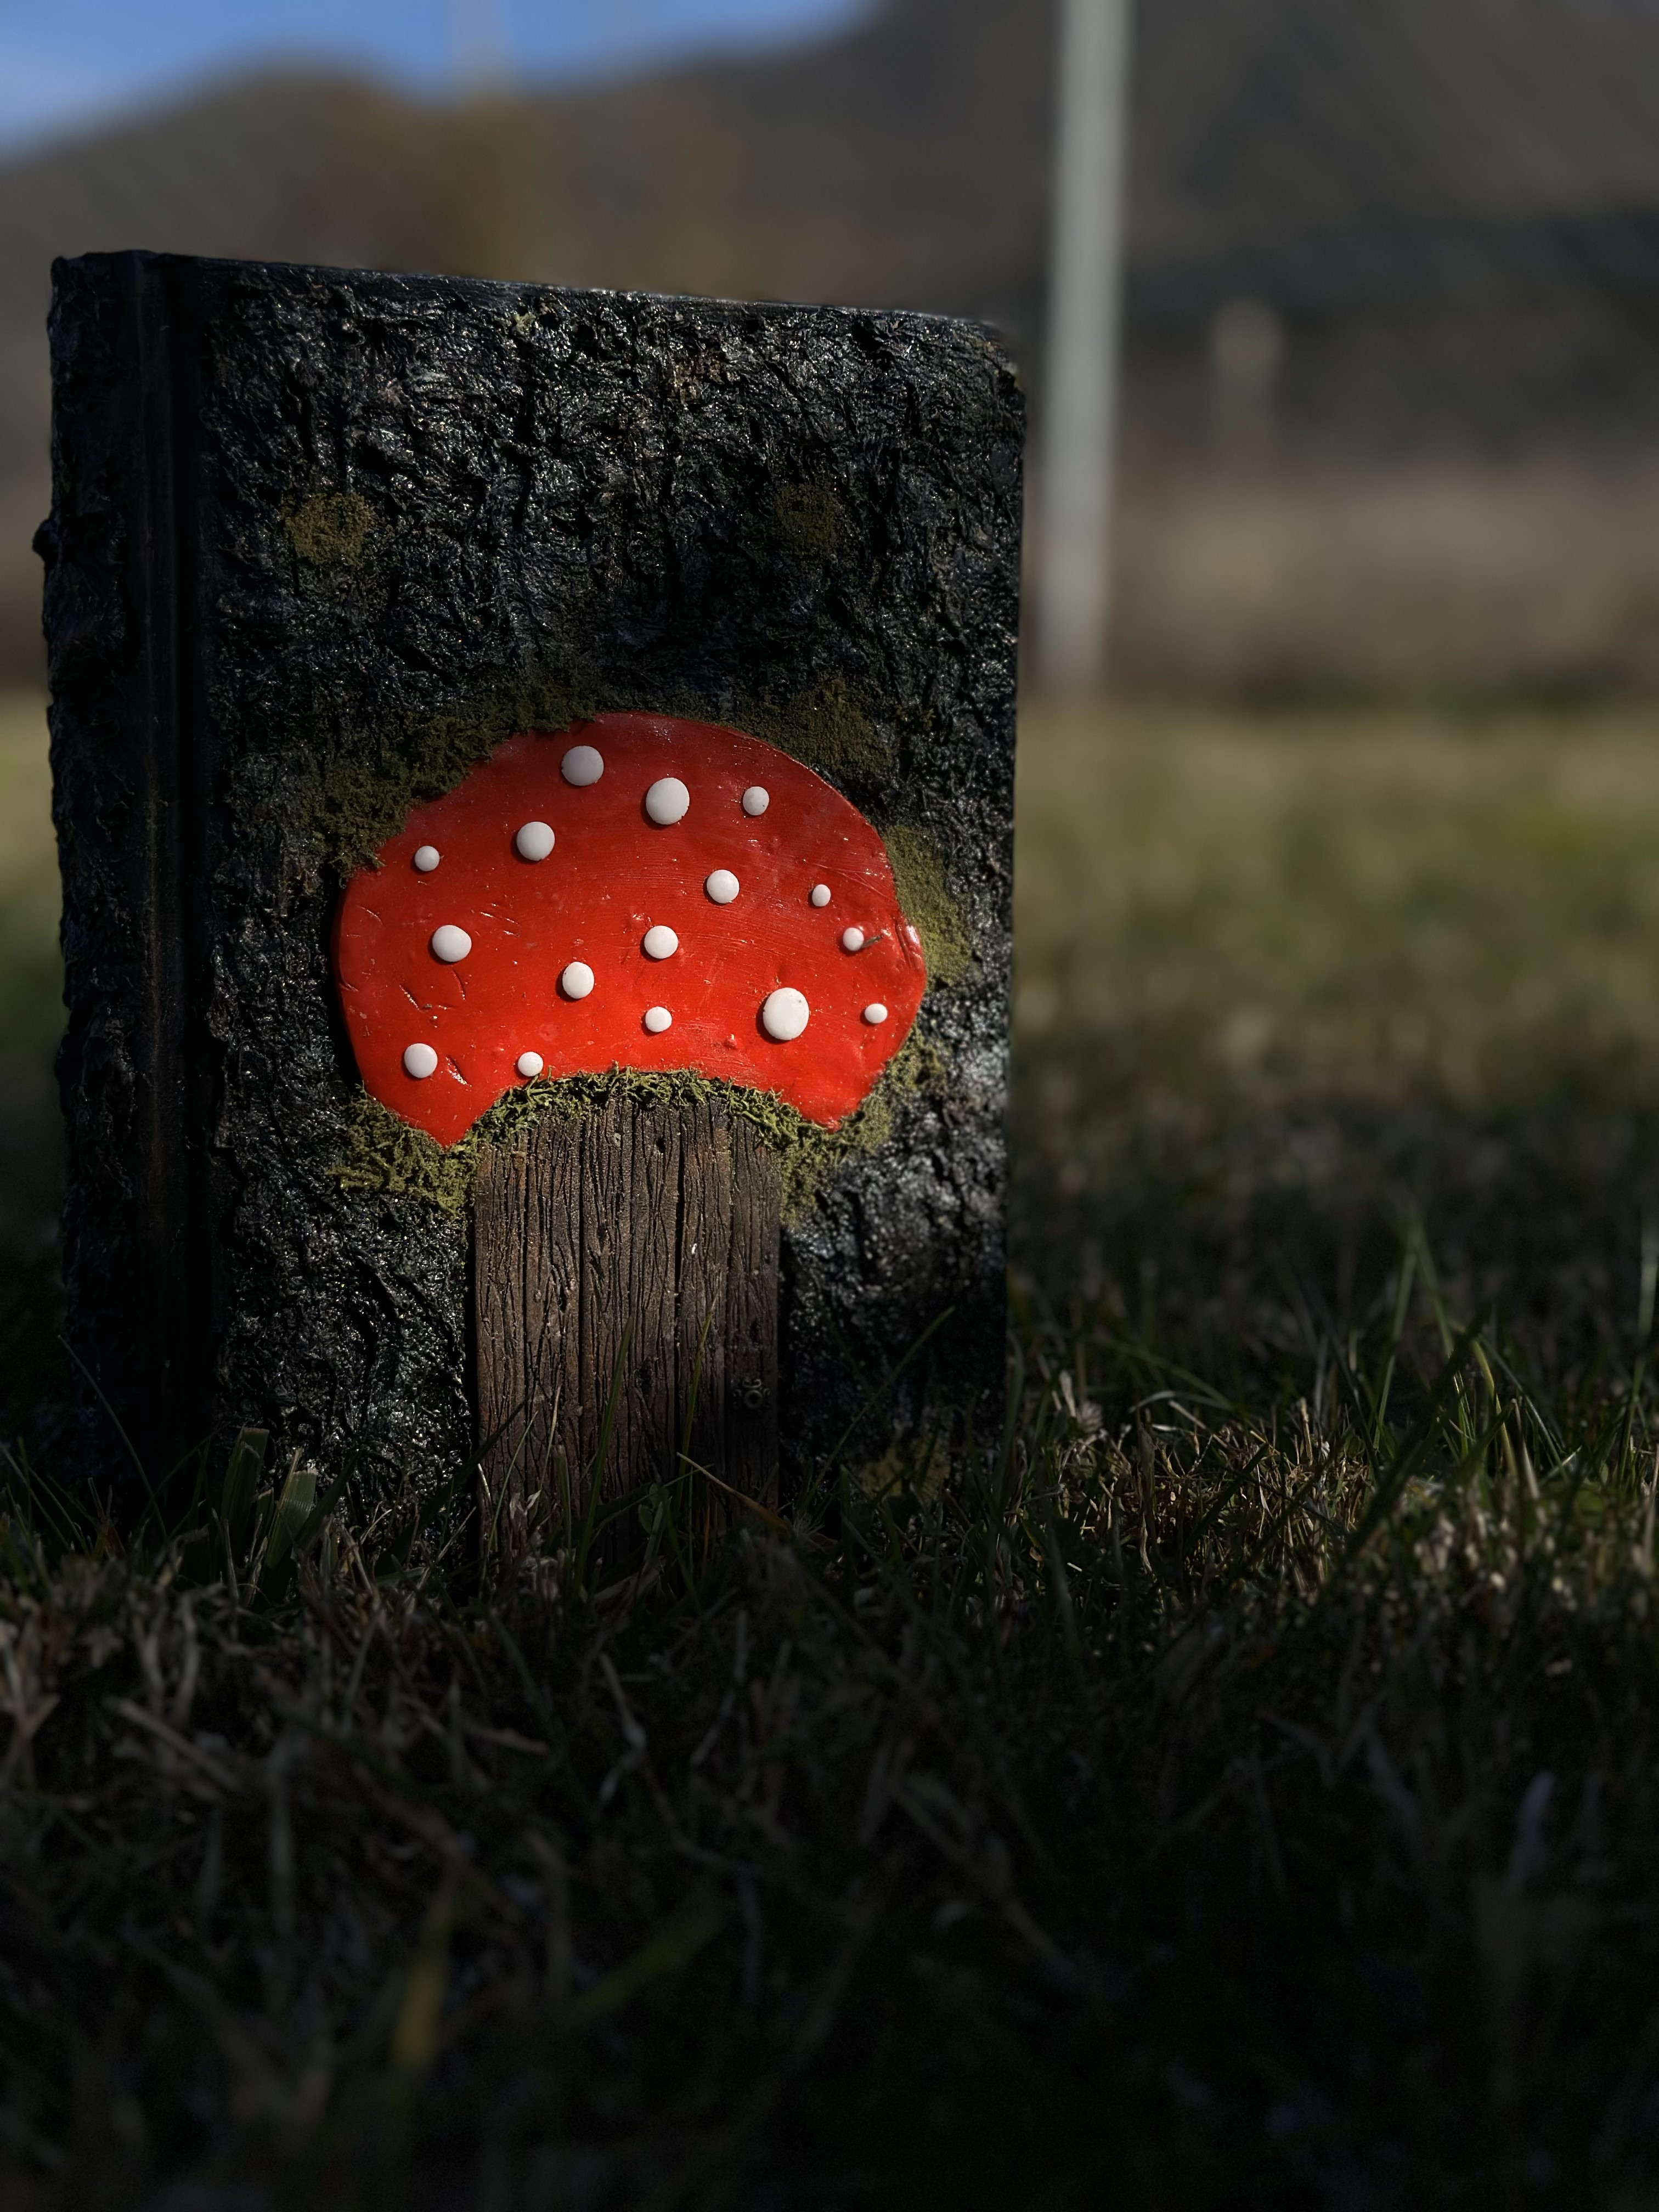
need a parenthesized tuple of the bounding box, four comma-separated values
(42, 252, 1024, 1509)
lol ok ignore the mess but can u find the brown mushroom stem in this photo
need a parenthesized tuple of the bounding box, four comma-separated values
(473, 1093, 781, 1562)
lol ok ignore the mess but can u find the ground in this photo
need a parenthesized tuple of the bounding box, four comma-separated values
(5, 693, 1659, 2207)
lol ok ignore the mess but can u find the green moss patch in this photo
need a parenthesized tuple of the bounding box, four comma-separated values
(305, 672, 899, 881)
(332, 1091, 478, 1216)
(285, 491, 376, 568)
(330, 1032, 948, 1224)
(774, 482, 844, 562)
(304, 670, 614, 879)
(749, 675, 890, 787)
(884, 824, 972, 985)
(855, 1431, 953, 1504)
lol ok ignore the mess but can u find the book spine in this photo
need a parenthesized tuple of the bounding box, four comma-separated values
(42, 252, 214, 1496)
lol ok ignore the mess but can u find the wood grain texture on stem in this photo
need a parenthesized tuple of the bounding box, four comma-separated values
(475, 1097, 780, 1556)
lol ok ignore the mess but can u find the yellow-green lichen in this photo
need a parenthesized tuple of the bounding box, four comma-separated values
(883, 825, 973, 986)
(304, 669, 616, 877)
(330, 1031, 950, 1226)
(774, 482, 844, 562)
(306, 672, 898, 879)
(332, 1091, 479, 1215)
(285, 492, 376, 569)
(856, 1432, 953, 1504)
(756, 675, 890, 786)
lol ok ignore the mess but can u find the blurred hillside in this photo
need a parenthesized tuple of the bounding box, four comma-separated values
(7, 0, 1659, 688)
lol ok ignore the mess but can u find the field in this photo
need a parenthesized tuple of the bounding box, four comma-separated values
(0, 694, 58, 1254)
(7, 696, 1659, 2205)
(1015, 698, 1659, 1383)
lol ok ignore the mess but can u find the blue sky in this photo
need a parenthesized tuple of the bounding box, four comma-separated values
(0, 0, 869, 148)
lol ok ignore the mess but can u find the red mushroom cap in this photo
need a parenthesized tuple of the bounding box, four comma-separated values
(333, 713, 929, 1148)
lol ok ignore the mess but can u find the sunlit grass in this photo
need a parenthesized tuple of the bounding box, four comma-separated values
(1013, 699, 1659, 1398)
(1015, 697, 1659, 1102)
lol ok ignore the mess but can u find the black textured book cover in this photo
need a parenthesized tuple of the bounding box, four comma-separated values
(41, 252, 1024, 1505)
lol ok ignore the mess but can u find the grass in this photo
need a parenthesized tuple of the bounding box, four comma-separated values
(1014, 699, 1659, 1393)
(8, 695, 1659, 2205)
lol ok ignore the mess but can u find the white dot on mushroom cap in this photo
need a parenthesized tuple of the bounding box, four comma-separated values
(862, 1003, 890, 1026)
(705, 869, 740, 905)
(561, 961, 595, 1000)
(642, 924, 679, 961)
(810, 884, 832, 908)
(516, 1051, 545, 1079)
(645, 777, 690, 826)
(562, 744, 604, 786)
(403, 1042, 439, 1080)
(644, 1006, 673, 1035)
(430, 924, 472, 963)
(742, 786, 770, 817)
(761, 988, 810, 1042)
(840, 927, 866, 953)
(515, 821, 555, 862)
(413, 845, 440, 873)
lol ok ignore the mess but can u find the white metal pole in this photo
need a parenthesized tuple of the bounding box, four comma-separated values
(450, 0, 508, 89)
(1038, 0, 1134, 693)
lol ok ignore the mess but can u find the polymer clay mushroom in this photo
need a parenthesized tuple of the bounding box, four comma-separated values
(333, 712, 930, 1149)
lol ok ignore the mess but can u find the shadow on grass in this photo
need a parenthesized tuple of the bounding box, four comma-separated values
(1013, 1025, 1659, 1421)
(3, 1034, 1659, 2205)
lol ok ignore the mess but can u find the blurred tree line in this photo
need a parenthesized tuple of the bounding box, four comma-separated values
(8, 0, 1659, 691)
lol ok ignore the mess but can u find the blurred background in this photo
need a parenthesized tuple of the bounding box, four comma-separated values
(14, 0, 1659, 692)
(9, 0, 1659, 1418)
